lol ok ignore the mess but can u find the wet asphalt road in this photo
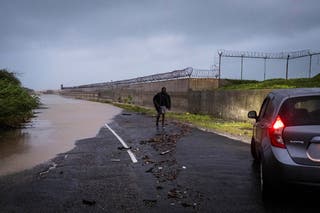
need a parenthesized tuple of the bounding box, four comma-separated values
(1, 111, 320, 212)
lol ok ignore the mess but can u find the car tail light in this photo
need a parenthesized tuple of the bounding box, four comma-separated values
(269, 116, 286, 148)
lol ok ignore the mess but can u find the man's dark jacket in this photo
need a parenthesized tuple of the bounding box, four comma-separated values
(153, 92, 171, 112)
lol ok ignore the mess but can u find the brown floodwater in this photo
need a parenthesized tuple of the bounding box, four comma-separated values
(0, 95, 122, 176)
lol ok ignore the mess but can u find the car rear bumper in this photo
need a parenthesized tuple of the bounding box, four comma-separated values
(263, 146, 320, 185)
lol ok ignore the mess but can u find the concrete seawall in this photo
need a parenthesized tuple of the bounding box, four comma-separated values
(61, 78, 271, 121)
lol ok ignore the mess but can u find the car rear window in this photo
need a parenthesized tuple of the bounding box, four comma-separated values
(278, 96, 320, 126)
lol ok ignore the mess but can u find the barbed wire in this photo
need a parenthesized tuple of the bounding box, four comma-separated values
(215, 49, 320, 80)
(66, 49, 320, 89)
(63, 67, 216, 89)
(218, 49, 320, 59)
(191, 68, 218, 78)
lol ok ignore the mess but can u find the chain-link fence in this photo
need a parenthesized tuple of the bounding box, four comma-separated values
(63, 49, 319, 89)
(216, 49, 320, 81)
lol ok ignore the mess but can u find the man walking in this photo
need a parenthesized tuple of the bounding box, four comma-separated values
(153, 87, 171, 127)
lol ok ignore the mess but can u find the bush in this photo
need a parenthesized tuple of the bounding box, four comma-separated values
(0, 70, 39, 128)
(0, 69, 21, 85)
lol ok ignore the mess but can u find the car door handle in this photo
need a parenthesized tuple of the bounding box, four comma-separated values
(311, 136, 320, 143)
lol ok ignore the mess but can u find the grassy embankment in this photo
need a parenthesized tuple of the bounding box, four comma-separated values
(221, 74, 320, 90)
(113, 102, 252, 140)
(0, 69, 39, 129)
(113, 74, 320, 142)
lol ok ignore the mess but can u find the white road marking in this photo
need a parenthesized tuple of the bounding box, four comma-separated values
(126, 150, 138, 163)
(104, 123, 138, 163)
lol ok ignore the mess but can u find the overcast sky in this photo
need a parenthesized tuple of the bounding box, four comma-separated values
(1, 0, 320, 90)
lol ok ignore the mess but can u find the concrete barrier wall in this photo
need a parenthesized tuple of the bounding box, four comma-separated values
(189, 78, 219, 91)
(61, 78, 271, 121)
(188, 89, 271, 120)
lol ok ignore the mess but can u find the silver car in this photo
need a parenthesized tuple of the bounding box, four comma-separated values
(248, 88, 320, 197)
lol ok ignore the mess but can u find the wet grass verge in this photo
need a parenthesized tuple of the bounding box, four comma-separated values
(112, 102, 252, 142)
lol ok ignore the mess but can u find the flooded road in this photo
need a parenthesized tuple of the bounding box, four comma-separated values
(0, 95, 122, 176)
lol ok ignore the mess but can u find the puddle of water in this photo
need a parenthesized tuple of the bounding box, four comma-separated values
(0, 94, 122, 176)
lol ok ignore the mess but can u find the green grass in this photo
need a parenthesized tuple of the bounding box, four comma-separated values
(113, 102, 253, 141)
(112, 102, 156, 114)
(221, 74, 320, 90)
(167, 112, 252, 140)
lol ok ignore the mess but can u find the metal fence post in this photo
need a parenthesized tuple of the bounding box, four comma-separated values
(264, 57, 267, 81)
(240, 55, 244, 80)
(309, 54, 312, 78)
(218, 51, 222, 87)
(286, 54, 290, 80)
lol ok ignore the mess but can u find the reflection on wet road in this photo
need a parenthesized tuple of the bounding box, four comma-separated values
(0, 95, 122, 176)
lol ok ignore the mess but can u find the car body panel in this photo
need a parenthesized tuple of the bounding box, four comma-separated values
(249, 88, 320, 187)
(265, 146, 320, 185)
(284, 125, 320, 166)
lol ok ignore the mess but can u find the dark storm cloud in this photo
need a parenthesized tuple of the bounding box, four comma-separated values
(2, 0, 319, 47)
(0, 0, 319, 89)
